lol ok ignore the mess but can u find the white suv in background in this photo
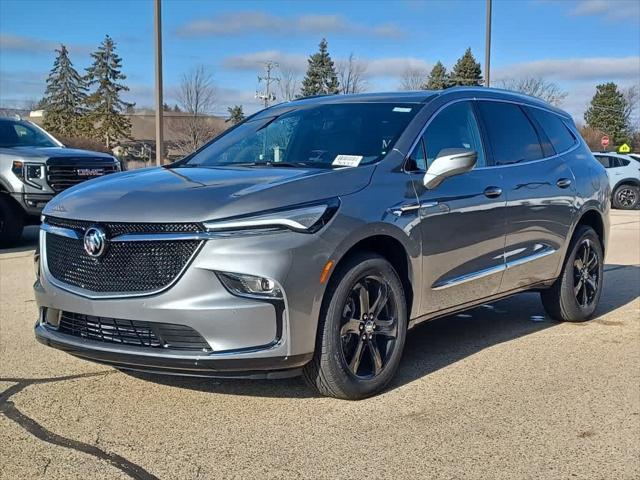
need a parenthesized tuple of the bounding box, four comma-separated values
(593, 152, 640, 210)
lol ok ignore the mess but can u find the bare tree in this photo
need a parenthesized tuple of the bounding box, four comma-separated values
(399, 67, 428, 91)
(498, 77, 568, 106)
(278, 67, 299, 101)
(623, 85, 639, 130)
(337, 53, 368, 94)
(168, 66, 218, 154)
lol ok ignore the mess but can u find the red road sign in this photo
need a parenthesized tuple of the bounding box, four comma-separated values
(601, 135, 610, 148)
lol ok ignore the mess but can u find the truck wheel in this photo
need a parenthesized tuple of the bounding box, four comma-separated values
(303, 252, 407, 400)
(612, 184, 639, 210)
(0, 194, 24, 247)
(540, 225, 604, 322)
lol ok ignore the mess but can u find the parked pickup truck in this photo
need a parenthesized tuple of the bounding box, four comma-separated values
(0, 117, 120, 246)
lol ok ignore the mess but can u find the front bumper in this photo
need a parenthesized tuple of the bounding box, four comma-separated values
(34, 323, 311, 378)
(34, 225, 336, 377)
(11, 191, 54, 216)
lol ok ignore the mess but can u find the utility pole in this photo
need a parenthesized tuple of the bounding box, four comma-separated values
(154, 0, 164, 166)
(485, 0, 492, 87)
(256, 61, 279, 108)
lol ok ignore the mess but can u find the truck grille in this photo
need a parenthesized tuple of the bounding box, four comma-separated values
(45, 218, 203, 294)
(57, 311, 211, 351)
(46, 158, 119, 193)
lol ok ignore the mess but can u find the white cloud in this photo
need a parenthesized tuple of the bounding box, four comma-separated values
(494, 56, 640, 82)
(223, 50, 431, 79)
(0, 33, 89, 55)
(175, 11, 404, 39)
(569, 0, 640, 22)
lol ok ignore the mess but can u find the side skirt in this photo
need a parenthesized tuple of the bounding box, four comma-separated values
(408, 278, 557, 329)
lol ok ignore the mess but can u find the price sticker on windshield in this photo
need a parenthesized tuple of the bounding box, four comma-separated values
(332, 155, 363, 167)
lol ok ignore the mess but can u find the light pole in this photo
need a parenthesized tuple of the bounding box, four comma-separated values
(154, 0, 164, 166)
(485, 0, 492, 87)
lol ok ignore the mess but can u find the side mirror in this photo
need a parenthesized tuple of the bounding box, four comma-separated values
(423, 148, 477, 189)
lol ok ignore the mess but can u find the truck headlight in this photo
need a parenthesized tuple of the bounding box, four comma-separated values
(203, 199, 339, 234)
(217, 272, 283, 299)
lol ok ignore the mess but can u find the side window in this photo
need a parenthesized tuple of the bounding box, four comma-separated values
(595, 156, 611, 168)
(407, 140, 426, 171)
(420, 101, 485, 170)
(527, 107, 576, 154)
(477, 101, 544, 164)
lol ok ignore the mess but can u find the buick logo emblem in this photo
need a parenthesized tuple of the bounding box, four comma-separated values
(83, 226, 107, 258)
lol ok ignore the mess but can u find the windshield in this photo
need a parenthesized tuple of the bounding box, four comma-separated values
(182, 103, 419, 168)
(0, 120, 58, 148)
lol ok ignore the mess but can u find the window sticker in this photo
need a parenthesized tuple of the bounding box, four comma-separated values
(332, 155, 363, 167)
(393, 107, 412, 113)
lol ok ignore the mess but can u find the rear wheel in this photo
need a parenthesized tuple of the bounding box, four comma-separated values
(612, 184, 639, 210)
(0, 194, 24, 248)
(303, 253, 407, 400)
(541, 225, 603, 322)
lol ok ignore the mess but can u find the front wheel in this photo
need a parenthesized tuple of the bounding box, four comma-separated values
(541, 225, 604, 322)
(0, 194, 24, 248)
(303, 253, 407, 400)
(612, 184, 639, 210)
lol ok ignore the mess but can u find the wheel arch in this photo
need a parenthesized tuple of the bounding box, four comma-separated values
(573, 208, 606, 254)
(323, 229, 418, 321)
(612, 178, 640, 191)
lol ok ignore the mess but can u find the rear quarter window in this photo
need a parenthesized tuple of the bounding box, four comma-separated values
(527, 108, 576, 154)
(476, 101, 544, 165)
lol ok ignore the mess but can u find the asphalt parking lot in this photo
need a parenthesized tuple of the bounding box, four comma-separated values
(1, 211, 638, 480)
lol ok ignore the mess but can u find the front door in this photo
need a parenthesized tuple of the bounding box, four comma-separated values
(408, 100, 507, 315)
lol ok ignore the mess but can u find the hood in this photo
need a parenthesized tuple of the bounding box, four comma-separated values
(43, 165, 375, 223)
(0, 146, 113, 160)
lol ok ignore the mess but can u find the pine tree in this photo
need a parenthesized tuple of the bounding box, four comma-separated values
(584, 82, 630, 145)
(85, 35, 133, 147)
(450, 48, 483, 87)
(227, 105, 245, 125)
(300, 39, 340, 97)
(423, 61, 449, 90)
(41, 45, 87, 136)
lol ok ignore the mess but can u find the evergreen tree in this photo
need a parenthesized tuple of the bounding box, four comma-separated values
(41, 45, 87, 136)
(227, 105, 245, 125)
(85, 35, 133, 147)
(450, 48, 483, 87)
(423, 61, 449, 90)
(300, 39, 340, 97)
(584, 83, 630, 145)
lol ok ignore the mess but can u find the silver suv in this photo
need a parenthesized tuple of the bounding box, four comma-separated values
(34, 88, 610, 399)
(0, 117, 120, 246)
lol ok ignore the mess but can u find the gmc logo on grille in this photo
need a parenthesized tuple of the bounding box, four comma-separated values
(77, 168, 104, 177)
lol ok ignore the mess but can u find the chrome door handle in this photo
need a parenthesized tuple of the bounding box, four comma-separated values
(390, 203, 421, 216)
(556, 178, 572, 189)
(483, 186, 502, 198)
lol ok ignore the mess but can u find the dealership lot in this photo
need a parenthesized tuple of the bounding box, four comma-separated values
(1, 211, 638, 480)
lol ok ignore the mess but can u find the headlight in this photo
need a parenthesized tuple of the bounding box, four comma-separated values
(217, 272, 283, 299)
(11, 160, 44, 189)
(203, 199, 339, 234)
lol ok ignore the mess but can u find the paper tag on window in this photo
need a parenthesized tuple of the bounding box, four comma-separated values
(332, 155, 363, 167)
(393, 107, 412, 113)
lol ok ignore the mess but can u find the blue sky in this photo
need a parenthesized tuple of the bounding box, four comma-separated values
(0, 0, 639, 122)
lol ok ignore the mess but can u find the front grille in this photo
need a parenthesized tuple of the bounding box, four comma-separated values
(46, 233, 201, 293)
(57, 311, 211, 351)
(45, 216, 203, 237)
(47, 159, 119, 193)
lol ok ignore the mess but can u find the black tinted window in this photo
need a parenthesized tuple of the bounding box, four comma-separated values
(595, 156, 611, 168)
(420, 101, 485, 169)
(528, 108, 576, 153)
(477, 101, 543, 164)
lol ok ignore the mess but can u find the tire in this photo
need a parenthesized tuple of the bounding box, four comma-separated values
(612, 184, 639, 210)
(0, 194, 24, 248)
(303, 252, 407, 400)
(541, 225, 604, 322)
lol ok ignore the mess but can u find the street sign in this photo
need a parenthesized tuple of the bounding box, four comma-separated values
(618, 143, 631, 153)
(601, 135, 610, 148)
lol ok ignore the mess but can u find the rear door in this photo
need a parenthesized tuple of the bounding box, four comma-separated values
(408, 100, 507, 314)
(476, 101, 577, 291)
